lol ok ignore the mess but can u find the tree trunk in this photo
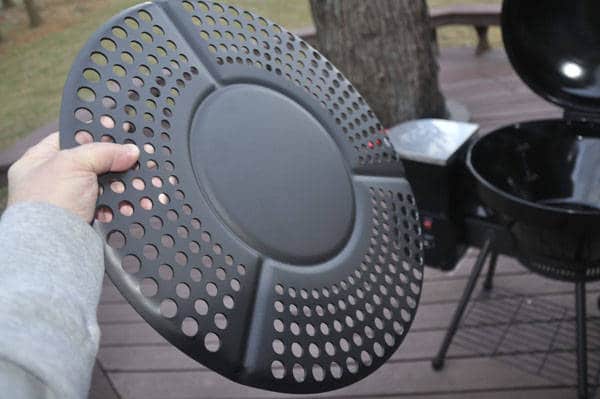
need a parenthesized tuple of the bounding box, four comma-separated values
(309, 0, 447, 127)
(2, 0, 15, 9)
(23, 0, 42, 28)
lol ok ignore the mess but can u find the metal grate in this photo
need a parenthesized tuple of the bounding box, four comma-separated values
(453, 287, 600, 390)
(58, 0, 424, 394)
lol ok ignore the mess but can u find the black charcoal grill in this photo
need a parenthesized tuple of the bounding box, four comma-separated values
(58, 0, 424, 395)
(390, 1, 600, 398)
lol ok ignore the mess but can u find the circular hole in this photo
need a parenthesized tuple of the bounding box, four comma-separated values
(106, 79, 121, 93)
(100, 115, 115, 129)
(100, 135, 115, 144)
(223, 295, 235, 310)
(138, 9, 153, 22)
(206, 282, 218, 297)
(291, 342, 303, 358)
(143, 244, 158, 260)
(230, 279, 241, 292)
(158, 264, 174, 280)
(325, 341, 335, 356)
(189, 241, 200, 254)
(177, 226, 189, 239)
(195, 299, 209, 316)
(141, 32, 153, 43)
(346, 357, 359, 374)
(271, 361, 285, 379)
(176, 283, 191, 299)
(129, 223, 145, 239)
(122, 254, 140, 274)
(308, 343, 320, 358)
(274, 319, 284, 333)
(95, 205, 113, 223)
(158, 193, 170, 205)
(130, 41, 143, 53)
(90, 52, 108, 66)
(77, 87, 96, 102)
(75, 108, 93, 124)
(83, 68, 101, 82)
(121, 51, 134, 65)
(149, 215, 163, 230)
(109, 179, 125, 194)
(272, 339, 284, 355)
(201, 255, 213, 268)
(205, 332, 221, 352)
(124, 17, 139, 29)
(122, 122, 136, 133)
(182, 317, 198, 337)
(112, 26, 127, 39)
(215, 268, 226, 281)
(214, 313, 228, 330)
(373, 342, 385, 358)
(330, 362, 343, 379)
(119, 201, 134, 216)
(360, 350, 373, 367)
(160, 299, 178, 318)
(290, 322, 300, 336)
(292, 364, 306, 382)
(182, 0, 194, 12)
(131, 178, 145, 191)
(312, 364, 325, 382)
(190, 219, 201, 231)
(161, 234, 174, 248)
(153, 25, 165, 35)
(167, 209, 179, 222)
(74, 130, 93, 144)
(175, 252, 188, 266)
(107, 230, 126, 249)
(140, 278, 158, 297)
(274, 301, 284, 313)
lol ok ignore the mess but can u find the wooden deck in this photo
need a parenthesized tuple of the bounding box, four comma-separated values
(91, 48, 597, 399)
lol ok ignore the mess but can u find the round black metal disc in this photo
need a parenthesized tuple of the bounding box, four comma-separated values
(59, 0, 424, 393)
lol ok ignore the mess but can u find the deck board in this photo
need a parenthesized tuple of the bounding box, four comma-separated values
(91, 48, 593, 399)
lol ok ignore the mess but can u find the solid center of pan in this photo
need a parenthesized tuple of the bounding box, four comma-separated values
(190, 84, 354, 265)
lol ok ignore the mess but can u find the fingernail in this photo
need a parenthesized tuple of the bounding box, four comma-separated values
(124, 144, 140, 157)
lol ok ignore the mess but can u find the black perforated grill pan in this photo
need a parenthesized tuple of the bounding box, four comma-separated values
(59, 0, 424, 393)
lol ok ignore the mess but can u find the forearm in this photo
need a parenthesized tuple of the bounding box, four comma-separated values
(0, 203, 105, 399)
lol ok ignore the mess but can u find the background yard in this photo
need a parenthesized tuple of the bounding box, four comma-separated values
(0, 0, 501, 210)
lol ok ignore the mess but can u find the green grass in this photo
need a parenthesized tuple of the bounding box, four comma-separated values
(0, 0, 498, 153)
(428, 0, 502, 49)
(0, 185, 7, 214)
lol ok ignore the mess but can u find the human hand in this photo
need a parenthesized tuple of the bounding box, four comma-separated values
(7, 132, 139, 223)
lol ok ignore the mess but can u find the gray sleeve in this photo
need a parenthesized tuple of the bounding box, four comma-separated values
(0, 202, 105, 399)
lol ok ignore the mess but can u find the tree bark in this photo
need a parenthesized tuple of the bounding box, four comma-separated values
(23, 0, 42, 28)
(2, 0, 15, 9)
(309, 0, 447, 127)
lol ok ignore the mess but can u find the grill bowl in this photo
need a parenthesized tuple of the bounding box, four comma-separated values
(467, 119, 600, 279)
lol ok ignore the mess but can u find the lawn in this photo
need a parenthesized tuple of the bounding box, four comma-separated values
(0, 0, 500, 154)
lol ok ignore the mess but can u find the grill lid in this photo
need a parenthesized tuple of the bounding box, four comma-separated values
(502, 0, 600, 115)
(58, 0, 424, 394)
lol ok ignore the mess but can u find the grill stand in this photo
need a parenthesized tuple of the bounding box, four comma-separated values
(431, 237, 494, 370)
(576, 281, 588, 399)
(431, 233, 591, 399)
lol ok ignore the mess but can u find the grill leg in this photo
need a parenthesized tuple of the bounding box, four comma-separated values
(432, 239, 492, 370)
(483, 250, 498, 291)
(576, 281, 588, 399)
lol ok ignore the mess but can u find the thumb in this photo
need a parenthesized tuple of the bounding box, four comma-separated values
(64, 142, 140, 175)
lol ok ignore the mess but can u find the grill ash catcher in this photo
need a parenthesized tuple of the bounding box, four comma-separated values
(59, 0, 425, 394)
(389, 1, 600, 398)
